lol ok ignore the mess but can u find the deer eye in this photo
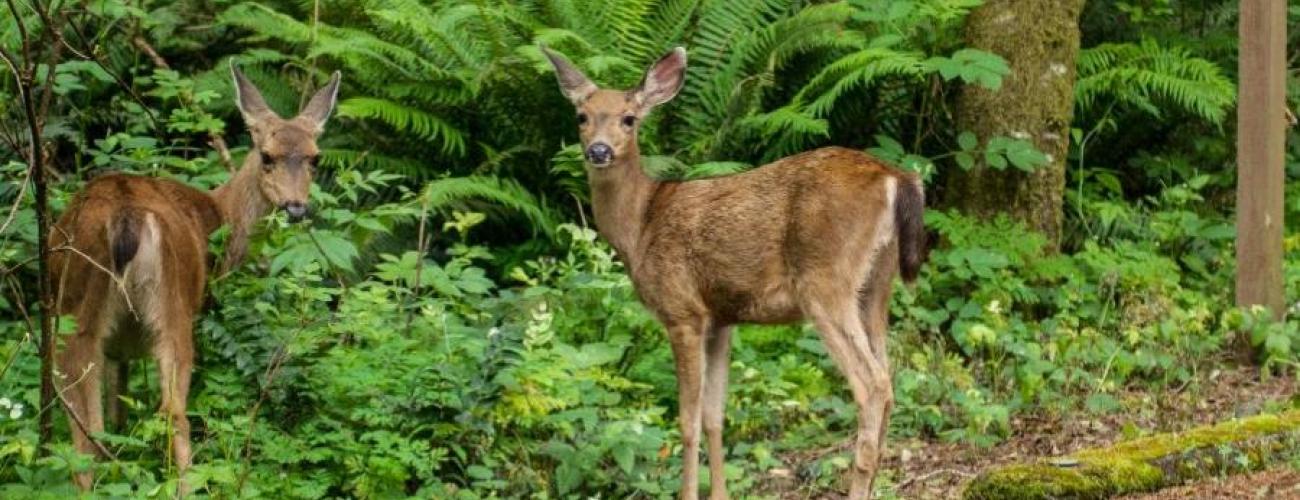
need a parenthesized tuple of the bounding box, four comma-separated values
(259, 151, 274, 170)
(307, 155, 319, 172)
(576, 113, 588, 125)
(621, 115, 636, 127)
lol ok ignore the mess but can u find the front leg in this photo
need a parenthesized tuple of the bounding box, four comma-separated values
(667, 321, 706, 500)
(703, 326, 733, 500)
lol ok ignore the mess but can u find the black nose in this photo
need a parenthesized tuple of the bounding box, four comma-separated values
(282, 201, 309, 222)
(585, 143, 614, 165)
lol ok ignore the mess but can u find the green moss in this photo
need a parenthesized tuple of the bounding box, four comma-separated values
(963, 410, 1300, 499)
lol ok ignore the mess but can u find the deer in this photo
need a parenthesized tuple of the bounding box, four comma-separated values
(48, 63, 340, 491)
(541, 46, 926, 500)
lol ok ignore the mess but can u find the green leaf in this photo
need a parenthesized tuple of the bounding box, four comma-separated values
(612, 444, 635, 474)
(308, 231, 359, 272)
(1005, 142, 1050, 171)
(957, 131, 978, 151)
(924, 49, 1010, 90)
(556, 462, 581, 494)
(984, 149, 1008, 170)
(466, 465, 493, 481)
(955, 151, 975, 170)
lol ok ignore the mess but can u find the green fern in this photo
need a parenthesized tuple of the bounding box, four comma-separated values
(421, 175, 557, 236)
(1076, 39, 1235, 124)
(336, 97, 467, 157)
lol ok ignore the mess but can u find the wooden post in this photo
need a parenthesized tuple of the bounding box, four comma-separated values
(1236, 0, 1287, 329)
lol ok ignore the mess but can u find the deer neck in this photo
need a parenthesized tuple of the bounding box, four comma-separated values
(210, 156, 272, 271)
(588, 145, 659, 266)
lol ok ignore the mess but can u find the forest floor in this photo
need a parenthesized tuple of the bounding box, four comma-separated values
(1116, 467, 1300, 499)
(764, 362, 1299, 499)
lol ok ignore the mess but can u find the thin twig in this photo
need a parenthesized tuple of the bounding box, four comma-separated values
(0, 168, 29, 237)
(131, 35, 168, 68)
(54, 368, 119, 461)
(49, 242, 139, 318)
(0, 275, 37, 382)
(5, 0, 32, 66)
(405, 194, 431, 334)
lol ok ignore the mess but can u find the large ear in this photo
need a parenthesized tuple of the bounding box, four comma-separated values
(634, 47, 686, 110)
(298, 70, 342, 132)
(540, 45, 597, 104)
(230, 61, 277, 127)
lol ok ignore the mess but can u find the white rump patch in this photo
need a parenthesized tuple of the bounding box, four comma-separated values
(866, 177, 898, 268)
(120, 214, 163, 324)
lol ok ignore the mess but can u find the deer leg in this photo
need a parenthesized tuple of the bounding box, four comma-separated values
(703, 325, 733, 500)
(808, 297, 890, 500)
(841, 303, 892, 500)
(58, 328, 106, 491)
(153, 325, 194, 493)
(668, 320, 706, 500)
(105, 359, 129, 433)
(860, 261, 896, 449)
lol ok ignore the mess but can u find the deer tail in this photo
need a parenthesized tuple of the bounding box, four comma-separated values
(894, 175, 926, 283)
(108, 208, 144, 275)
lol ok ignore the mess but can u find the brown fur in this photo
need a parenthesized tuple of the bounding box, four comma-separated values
(544, 47, 926, 500)
(50, 64, 340, 492)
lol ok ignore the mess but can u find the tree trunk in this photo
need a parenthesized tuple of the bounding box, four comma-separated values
(947, 0, 1086, 250)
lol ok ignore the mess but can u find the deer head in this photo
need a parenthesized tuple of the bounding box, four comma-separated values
(229, 63, 341, 222)
(542, 46, 686, 168)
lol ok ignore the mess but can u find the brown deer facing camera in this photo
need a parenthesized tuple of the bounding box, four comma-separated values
(542, 46, 926, 499)
(50, 64, 340, 490)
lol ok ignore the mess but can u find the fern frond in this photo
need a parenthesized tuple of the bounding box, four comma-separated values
(336, 97, 468, 157)
(322, 149, 428, 178)
(421, 176, 557, 236)
(1076, 39, 1235, 124)
(795, 46, 927, 118)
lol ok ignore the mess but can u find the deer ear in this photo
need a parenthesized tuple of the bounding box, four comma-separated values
(634, 47, 686, 110)
(541, 45, 597, 104)
(298, 71, 342, 132)
(230, 61, 276, 127)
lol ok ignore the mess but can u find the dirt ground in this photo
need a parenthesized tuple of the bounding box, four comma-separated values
(767, 364, 1298, 499)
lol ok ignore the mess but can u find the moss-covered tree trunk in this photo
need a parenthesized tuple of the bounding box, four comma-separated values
(947, 0, 1086, 250)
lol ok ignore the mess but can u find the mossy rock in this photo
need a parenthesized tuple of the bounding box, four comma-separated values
(963, 410, 1300, 500)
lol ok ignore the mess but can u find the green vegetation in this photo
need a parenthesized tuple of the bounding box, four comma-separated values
(964, 411, 1300, 499)
(0, 0, 1297, 498)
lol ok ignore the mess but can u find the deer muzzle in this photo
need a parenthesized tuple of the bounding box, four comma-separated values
(585, 142, 614, 166)
(282, 201, 310, 222)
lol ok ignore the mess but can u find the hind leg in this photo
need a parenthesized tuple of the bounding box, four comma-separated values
(105, 360, 130, 433)
(58, 324, 107, 490)
(805, 286, 892, 499)
(153, 318, 194, 494)
(860, 250, 898, 448)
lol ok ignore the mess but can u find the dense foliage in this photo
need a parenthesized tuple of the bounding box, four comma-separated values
(1, 0, 1298, 497)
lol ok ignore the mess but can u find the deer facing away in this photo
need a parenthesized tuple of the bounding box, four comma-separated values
(49, 64, 340, 490)
(542, 47, 926, 499)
